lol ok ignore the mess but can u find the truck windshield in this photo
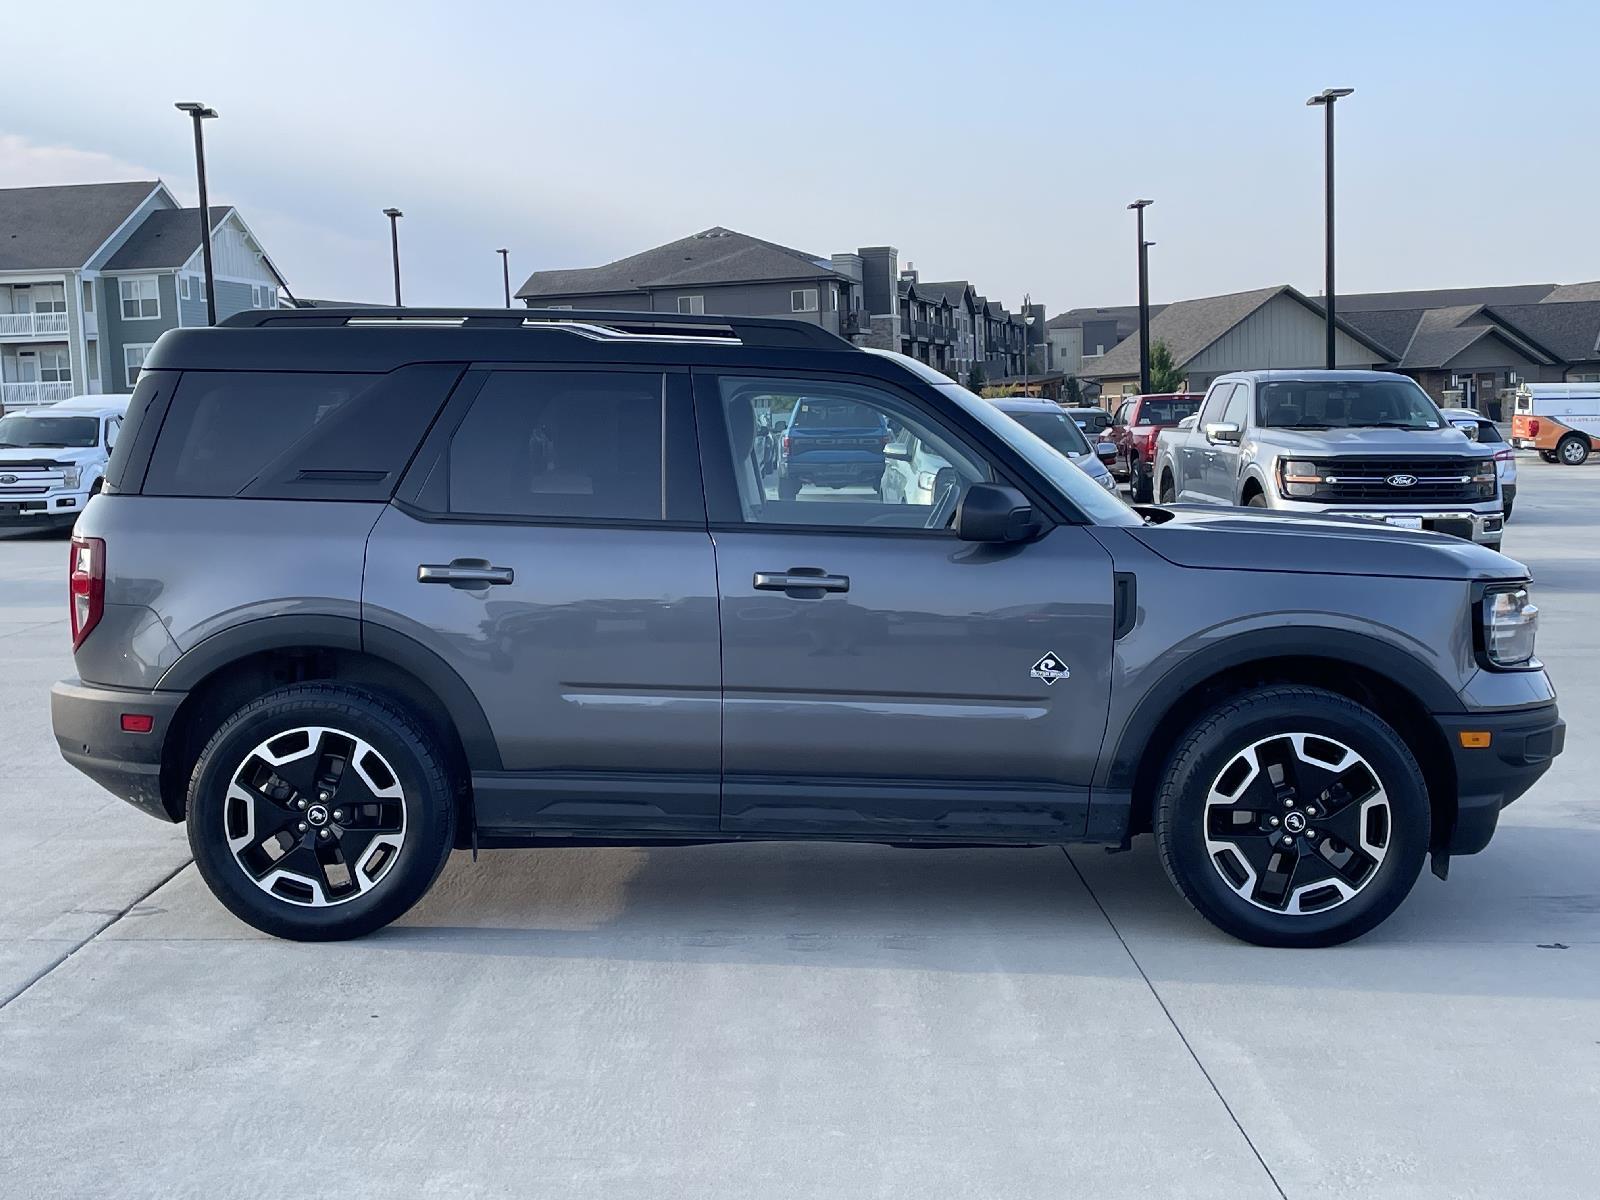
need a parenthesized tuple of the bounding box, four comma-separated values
(0, 414, 100, 448)
(1256, 380, 1442, 430)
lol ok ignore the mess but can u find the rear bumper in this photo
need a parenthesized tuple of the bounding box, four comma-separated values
(51, 677, 186, 821)
(1432, 702, 1565, 854)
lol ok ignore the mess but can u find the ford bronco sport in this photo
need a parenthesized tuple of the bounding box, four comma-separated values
(51, 310, 1564, 946)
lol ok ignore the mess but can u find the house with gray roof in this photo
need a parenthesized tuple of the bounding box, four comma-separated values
(516, 228, 1034, 383)
(0, 181, 286, 407)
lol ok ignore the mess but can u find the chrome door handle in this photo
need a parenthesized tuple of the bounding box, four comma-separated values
(418, 559, 515, 588)
(753, 569, 850, 595)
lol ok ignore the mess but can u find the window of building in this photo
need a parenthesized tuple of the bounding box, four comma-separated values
(791, 289, 818, 313)
(82, 282, 95, 313)
(263, 290, 277, 309)
(86, 341, 100, 384)
(446, 371, 665, 522)
(123, 343, 153, 386)
(39, 347, 71, 384)
(180, 276, 191, 301)
(677, 295, 705, 315)
(120, 277, 160, 320)
(30, 283, 67, 314)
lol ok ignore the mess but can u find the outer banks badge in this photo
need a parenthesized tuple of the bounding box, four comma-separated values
(1030, 652, 1069, 686)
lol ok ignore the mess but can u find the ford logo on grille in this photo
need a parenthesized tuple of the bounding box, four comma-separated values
(0, 474, 16, 485)
(1386, 473, 1418, 488)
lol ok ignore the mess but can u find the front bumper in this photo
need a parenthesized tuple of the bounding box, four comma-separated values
(51, 677, 187, 821)
(1432, 702, 1565, 854)
(0, 491, 89, 524)
(1281, 501, 1504, 544)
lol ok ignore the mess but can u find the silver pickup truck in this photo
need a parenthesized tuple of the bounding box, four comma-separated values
(1153, 370, 1504, 549)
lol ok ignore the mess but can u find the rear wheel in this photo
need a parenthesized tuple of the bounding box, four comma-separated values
(1539, 450, 1559, 463)
(187, 683, 456, 940)
(778, 472, 801, 500)
(1154, 686, 1429, 947)
(1158, 473, 1175, 503)
(1557, 434, 1590, 466)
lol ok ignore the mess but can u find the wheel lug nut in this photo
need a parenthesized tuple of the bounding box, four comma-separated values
(1305, 807, 1318, 817)
(1307, 830, 1318, 841)
(1283, 798, 1295, 808)
(297, 822, 307, 832)
(318, 791, 331, 802)
(297, 799, 307, 810)
(333, 810, 343, 821)
(1282, 835, 1296, 848)
(1268, 817, 1280, 827)
(318, 829, 330, 840)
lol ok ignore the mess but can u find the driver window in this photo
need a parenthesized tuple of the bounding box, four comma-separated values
(716, 377, 991, 530)
(1199, 383, 1235, 427)
(1221, 385, 1248, 429)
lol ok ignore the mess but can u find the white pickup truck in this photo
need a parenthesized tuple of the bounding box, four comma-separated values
(0, 395, 130, 529)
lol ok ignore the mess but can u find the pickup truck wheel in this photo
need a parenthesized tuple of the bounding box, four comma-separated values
(1539, 450, 1558, 463)
(186, 683, 456, 941)
(1245, 492, 1268, 508)
(1154, 686, 1428, 947)
(1557, 434, 1590, 466)
(1158, 475, 1175, 503)
(778, 473, 801, 500)
(1132, 471, 1153, 503)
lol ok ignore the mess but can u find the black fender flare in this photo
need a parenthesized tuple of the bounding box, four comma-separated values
(1097, 626, 1464, 791)
(158, 614, 502, 770)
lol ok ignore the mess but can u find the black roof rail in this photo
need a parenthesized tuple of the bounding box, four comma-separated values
(218, 307, 853, 350)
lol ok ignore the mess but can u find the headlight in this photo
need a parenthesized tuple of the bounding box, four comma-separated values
(1097, 470, 1118, 491)
(1470, 462, 1497, 499)
(1278, 459, 1325, 498)
(1481, 585, 1538, 667)
(62, 466, 82, 489)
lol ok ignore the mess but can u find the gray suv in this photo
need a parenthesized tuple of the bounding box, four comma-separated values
(51, 310, 1564, 947)
(1154, 370, 1505, 548)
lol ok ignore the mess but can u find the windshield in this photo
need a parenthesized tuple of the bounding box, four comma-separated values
(1005, 409, 1093, 457)
(934, 383, 1138, 525)
(1256, 380, 1442, 429)
(0, 414, 99, 449)
(1136, 398, 1200, 425)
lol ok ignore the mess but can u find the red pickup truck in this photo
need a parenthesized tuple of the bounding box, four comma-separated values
(1109, 393, 1204, 501)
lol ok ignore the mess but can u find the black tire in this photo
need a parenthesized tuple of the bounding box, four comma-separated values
(1153, 686, 1429, 948)
(1245, 492, 1268, 508)
(778, 472, 801, 500)
(186, 683, 456, 941)
(1557, 434, 1589, 466)
(1158, 473, 1175, 504)
(1132, 468, 1153, 504)
(1539, 450, 1558, 464)
(1503, 496, 1514, 521)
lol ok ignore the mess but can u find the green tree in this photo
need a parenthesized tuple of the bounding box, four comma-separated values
(966, 362, 987, 390)
(1149, 340, 1185, 393)
(1063, 375, 1085, 406)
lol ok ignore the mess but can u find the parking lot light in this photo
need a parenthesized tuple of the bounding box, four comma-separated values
(174, 102, 219, 326)
(383, 208, 404, 306)
(1306, 88, 1354, 369)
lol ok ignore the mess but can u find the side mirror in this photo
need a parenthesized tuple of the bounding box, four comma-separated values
(955, 483, 1040, 544)
(1096, 441, 1118, 458)
(1205, 422, 1242, 445)
(883, 441, 912, 462)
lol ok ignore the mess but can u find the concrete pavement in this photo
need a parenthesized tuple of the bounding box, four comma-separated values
(1, 459, 1596, 1199)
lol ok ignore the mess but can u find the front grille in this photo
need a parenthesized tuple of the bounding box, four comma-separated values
(1301, 456, 1488, 504)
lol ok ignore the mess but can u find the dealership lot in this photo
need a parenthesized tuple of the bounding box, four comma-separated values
(2, 462, 1596, 1199)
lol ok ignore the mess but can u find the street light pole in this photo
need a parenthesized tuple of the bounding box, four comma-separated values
(1128, 200, 1153, 394)
(1307, 87, 1354, 370)
(1021, 292, 1033, 393)
(174, 103, 219, 326)
(383, 209, 404, 306)
(497, 248, 511, 307)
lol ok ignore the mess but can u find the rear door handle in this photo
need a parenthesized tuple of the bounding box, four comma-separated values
(753, 569, 850, 596)
(418, 559, 515, 588)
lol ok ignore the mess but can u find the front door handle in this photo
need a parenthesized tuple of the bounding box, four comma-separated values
(418, 559, 515, 588)
(753, 568, 850, 597)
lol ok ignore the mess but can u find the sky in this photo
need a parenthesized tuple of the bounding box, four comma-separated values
(7, 0, 1599, 316)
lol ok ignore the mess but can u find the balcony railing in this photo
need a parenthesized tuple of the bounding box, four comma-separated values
(0, 381, 74, 407)
(0, 311, 70, 338)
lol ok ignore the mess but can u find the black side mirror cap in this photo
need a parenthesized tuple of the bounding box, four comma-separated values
(955, 483, 1041, 543)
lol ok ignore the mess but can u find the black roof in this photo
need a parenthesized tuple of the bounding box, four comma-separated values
(0, 180, 162, 270)
(103, 206, 232, 270)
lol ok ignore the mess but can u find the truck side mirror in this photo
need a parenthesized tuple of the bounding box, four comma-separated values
(955, 483, 1040, 543)
(1205, 422, 1242, 445)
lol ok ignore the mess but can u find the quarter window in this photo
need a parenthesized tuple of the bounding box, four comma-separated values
(119, 277, 160, 320)
(446, 371, 665, 521)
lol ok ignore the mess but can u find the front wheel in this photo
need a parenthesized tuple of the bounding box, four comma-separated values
(1154, 686, 1429, 947)
(1245, 492, 1268, 508)
(1539, 450, 1559, 463)
(1557, 434, 1590, 466)
(187, 683, 456, 940)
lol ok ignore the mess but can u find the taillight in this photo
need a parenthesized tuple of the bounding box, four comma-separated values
(69, 533, 105, 650)
(1529, 419, 1540, 436)
(782, 435, 791, 455)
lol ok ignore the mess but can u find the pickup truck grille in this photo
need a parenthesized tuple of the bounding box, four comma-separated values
(1308, 456, 1487, 504)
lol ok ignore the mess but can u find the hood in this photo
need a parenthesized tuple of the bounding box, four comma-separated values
(1255, 425, 1484, 457)
(0, 445, 101, 466)
(1131, 505, 1524, 582)
(1069, 452, 1111, 481)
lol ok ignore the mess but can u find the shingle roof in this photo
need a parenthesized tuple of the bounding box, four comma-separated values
(102, 206, 232, 270)
(1332, 283, 1557, 312)
(1338, 308, 1425, 358)
(1396, 326, 1500, 369)
(1485, 301, 1600, 363)
(516, 226, 842, 299)
(1046, 303, 1165, 332)
(0, 180, 162, 270)
(1542, 281, 1600, 304)
(915, 280, 977, 307)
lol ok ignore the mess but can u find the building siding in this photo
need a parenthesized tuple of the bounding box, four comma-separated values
(1185, 294, 1381, 379)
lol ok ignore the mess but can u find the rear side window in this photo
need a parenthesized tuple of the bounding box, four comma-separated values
(143, 366, 462, 500)
(445, 371, 664, 521)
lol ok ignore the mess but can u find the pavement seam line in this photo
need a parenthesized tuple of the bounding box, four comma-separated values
(0, 857, 193, 1013)
(1062, 846, 1289, 1200)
